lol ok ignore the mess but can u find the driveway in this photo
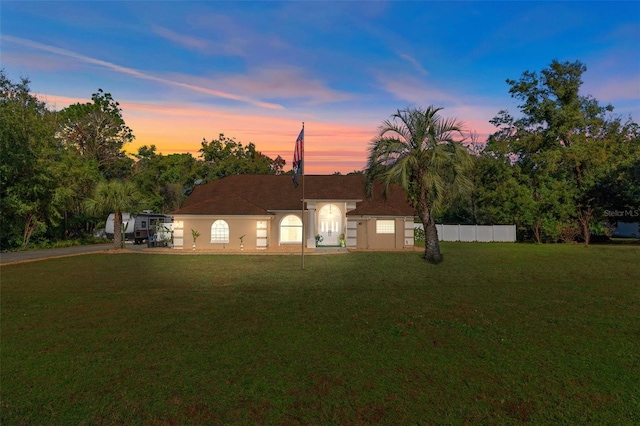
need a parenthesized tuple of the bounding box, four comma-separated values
(1, 243, 121, 265)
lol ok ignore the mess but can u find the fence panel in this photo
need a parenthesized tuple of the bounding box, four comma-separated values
(493, 225, 517, 242)
(476, 226, 494, 242)
(415, 224, 516, 242)
(459, 225, 476, 242)
(440, 224, 459, 242)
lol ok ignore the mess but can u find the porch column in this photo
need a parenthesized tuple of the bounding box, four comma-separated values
(306, 204, 316, 248)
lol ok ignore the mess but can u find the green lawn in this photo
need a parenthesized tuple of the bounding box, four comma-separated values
(2, 243, 639, 424)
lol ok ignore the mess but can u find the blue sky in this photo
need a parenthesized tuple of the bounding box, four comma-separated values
(2, 1, 639, 173)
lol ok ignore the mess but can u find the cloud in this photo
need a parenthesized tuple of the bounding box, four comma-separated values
(445, 104, 502, 142)
(36, 95, 375, 173)
(193, 66, 352, 105)
(35, 91, 497, 173)
(152, 25, 210, 51)
(581, 47, 640, 105)
(150, 24, 252, 57)
(374, 72, 458, 106)
(176, 10, 290, 59)
(35, 94, 89, 110)
(398, 53, 429, 76)
(585, 75, 640, 103)
(0, 51, 75, 72)
(1, 35, 283, 110)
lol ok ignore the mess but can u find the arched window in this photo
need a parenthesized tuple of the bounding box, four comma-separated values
(211, 220, 229, 243)
(280, 215, 302, 243)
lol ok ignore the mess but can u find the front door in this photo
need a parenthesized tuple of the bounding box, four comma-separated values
(318, 204, 342, 246)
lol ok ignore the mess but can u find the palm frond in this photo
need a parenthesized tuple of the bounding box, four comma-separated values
(367, 105, 471, 211)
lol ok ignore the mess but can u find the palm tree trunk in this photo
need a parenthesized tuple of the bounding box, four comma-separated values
(423, 214, 443, 263)
(417, 195, 443, 263)
(113, 211, 123, 249)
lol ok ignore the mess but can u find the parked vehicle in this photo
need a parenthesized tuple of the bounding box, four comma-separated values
(105, 211, 173, 245)
(133, 211, 173, 245)
(105, 213, 136, 241)
(612, 221, 639, 238)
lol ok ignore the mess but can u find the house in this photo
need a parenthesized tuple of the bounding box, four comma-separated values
(170, 174, 416, 251)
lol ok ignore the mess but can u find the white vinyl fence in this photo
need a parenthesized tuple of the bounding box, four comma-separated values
(414, 224, 516, 242)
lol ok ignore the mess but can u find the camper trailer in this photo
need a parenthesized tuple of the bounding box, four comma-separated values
(105, 213, 136, 241)
(105, 211, 173, 245)
(133, 211, 173, 245)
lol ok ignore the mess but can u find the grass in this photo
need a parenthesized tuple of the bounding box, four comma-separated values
(1, 243, 639, 424)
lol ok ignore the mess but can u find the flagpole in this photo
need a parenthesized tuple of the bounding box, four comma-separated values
(301, 121, 305, 270)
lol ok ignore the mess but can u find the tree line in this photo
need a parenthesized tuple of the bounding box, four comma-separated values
(1, 60, 638, 254)
(0, 70, 284, 250)
(366, 60, 639, 262)
(460, 60, 639, 245)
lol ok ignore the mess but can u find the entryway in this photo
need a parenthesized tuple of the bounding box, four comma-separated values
(317, 203, 342, 246)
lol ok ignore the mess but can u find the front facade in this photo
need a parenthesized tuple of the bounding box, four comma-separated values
(170, 175, 416, 251)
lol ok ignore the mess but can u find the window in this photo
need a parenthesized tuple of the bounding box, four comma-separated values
(280, 215, 302, 243)
(210, 220, 229, 243)
(376, 219, 395, 234)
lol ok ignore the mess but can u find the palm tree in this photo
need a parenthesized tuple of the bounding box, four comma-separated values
(85, 180, 142, 249)
(366, 106, 473, 263)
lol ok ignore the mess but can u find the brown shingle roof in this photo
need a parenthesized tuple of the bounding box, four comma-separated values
(172, 175, 416, 217)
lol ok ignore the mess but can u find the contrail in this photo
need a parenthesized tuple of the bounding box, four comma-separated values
(2, 35, 284, 110)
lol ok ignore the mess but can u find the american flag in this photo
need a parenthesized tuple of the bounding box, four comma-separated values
(292, 127, 304, 187)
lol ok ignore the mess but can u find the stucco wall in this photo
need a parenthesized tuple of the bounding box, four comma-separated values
(172, 215, 272, 250)
(173, 213, 415, 251)
(349, 216, 414, 250)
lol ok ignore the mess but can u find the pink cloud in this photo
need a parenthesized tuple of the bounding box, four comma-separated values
(35, 94, 497, 175)
(584, 74, 640, 103)
(117, 98, 498, 174)
(445, 104, 501, 142)
(36, 94, 91, 109)
(180, 66, 351, 105)
(88, 99, 377, 174)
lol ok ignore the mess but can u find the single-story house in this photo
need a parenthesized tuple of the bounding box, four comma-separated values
(170, 174, 416, 251)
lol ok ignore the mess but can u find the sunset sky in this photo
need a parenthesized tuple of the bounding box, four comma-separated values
(2, 1, 639, 174)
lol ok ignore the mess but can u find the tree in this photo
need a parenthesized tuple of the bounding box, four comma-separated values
(130, 136, 288, 215)
(199, 133, 285, 180)
(0, 71, 61, 249)
(489, 60, 639, 244)
(366, 106, 473, 263)
(58, 89, 134, 179)
(49, 151, 103, 240)
(132, 145, 201, 213)
(85, 180, 144, 249)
